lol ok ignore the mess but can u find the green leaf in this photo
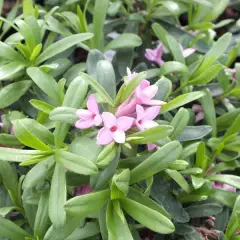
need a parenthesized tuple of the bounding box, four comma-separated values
(90, 148, 120, 190)
(23, 156, 54, 189)
(188, 64, 222, 85)
(155, 76, 172, 101)
(36, 33, 93, 64)
(0, 217, 31, 239)
(0, 62, 25, 81)
(120, 72, 146, 103)
(208, 174, 240, 189)
(165, 169, 190, 193)
(204, 0, 229, 21)
(107, 200, 133, 240)
(177, 126, 212, 142)
(200, 88, 217, 137)
(30, 99, 55, 114)
(23, 0, 35, 20)
(0, 41, 27, 63)
(185, 202, 223, 218)
(64, 190, 110, 217)
(79, 72, 114, 106)
(96, 142, 118, 168)
(209, 189, 237, 208)
(50, 107, 77, 124)
(55, 150, 98, 175)
(225, 196, 240, 238)
(217, 109, 240, 131)
(27, 67, 62, 105)
(180, 142, 200, 159)
(169, 108, 189, 140)
(120, 198, 175, 234)
(105, 33, 142, 51)
(49, 163, 66, 229)
(130, 141, 182, 184)
(223, 114, 240, 140)
(127, 125, 173, 144)
(0, 134, 22, 147)
(196, 142, 208, 171)
(93, 0, 109, 50)
(96, 60, 116, 99)
(13, 119, 52, 151)
(0, 147, 42, 162)
(34, 190, 49, 239)
(166, 35, 185, 63)
(161, 61, 188, 75)
(161, 91, 205, 113)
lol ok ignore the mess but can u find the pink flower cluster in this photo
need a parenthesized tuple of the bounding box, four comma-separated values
(75, 70, 166, 150)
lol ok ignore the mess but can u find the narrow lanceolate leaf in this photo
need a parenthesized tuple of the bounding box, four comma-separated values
(225, 196, 240, 238)
(104, 33, 142, 51)
(217, 108, 240, 131)
(0, 80, 31, 108)
(120, 198, 175, 234)
(0, 217, 31, 240)
(107, 201, 133, 240)
(161, 61, 188, 75)
(169, 108, 189, 140)
(64, 190, 110, 217)
(130, 141, 182, 184)
(13, 119, 52, 151)
(0, 147, 42, 162)
(127, 125, 173, 144)
(55, 150, 98, 175)
(0, 41, 27, 63)
(34, 191, 49, 239)
(161, 91, 205, 113)
(49, 163, 66, 229)
(200, 88, 217, 137)
(79, 72, 114, 106)
(50, 107, 77, 124)
(223, 114, 240, 140)
(0, 62, 25, 81)
(30, 99, 55, 114)
(36, 33, 93, 64)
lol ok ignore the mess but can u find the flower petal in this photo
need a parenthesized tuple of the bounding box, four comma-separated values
(117, 116, 134, 131)
(145, 99, 166, 106)
(142, 85, 158, 100)
(94, 114, 102, 126)
(87, 94, 99, 115)
(113, 130, 125, 144)
(183, 48, 196, 58)
(75, 119, 94, 129)
(136, 104, 145, 121)
(141, 120, 158, 129)
(76, 109, 93, 120)
(97, 127, 113, 145)
(102, 112, 117, 129)
(144, 106, 160, 120)
(147, 143, 158, 151)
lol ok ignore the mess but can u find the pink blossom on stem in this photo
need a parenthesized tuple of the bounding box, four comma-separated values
(135, 105, 159, 131)
(179, 44, 196, 58)
(75, 94, 102, 129)
(145, 44, 165, 66)
(97, 112, 134, 145)
(135, 80, 166, 106)
(192, 104, 204, 123)
(73, 184, 92, 196)
(147, 143, 159, 151)
(212, 182, 236, 193)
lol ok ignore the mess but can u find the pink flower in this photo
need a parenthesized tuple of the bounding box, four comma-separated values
(75, 94, 102, 129)
(116, 80, 165, 117)
(212, 182, 236, 193)
(192, 104, 204, 123)
(97, 112, 134, 145)
(145, 44, 164, 66)
(147, 143, 159, 151)
(135, 80, 166, 106)
(73, 184, 92, 196)
(135, 105, 159, 131)
(179, 44, 196, 58)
